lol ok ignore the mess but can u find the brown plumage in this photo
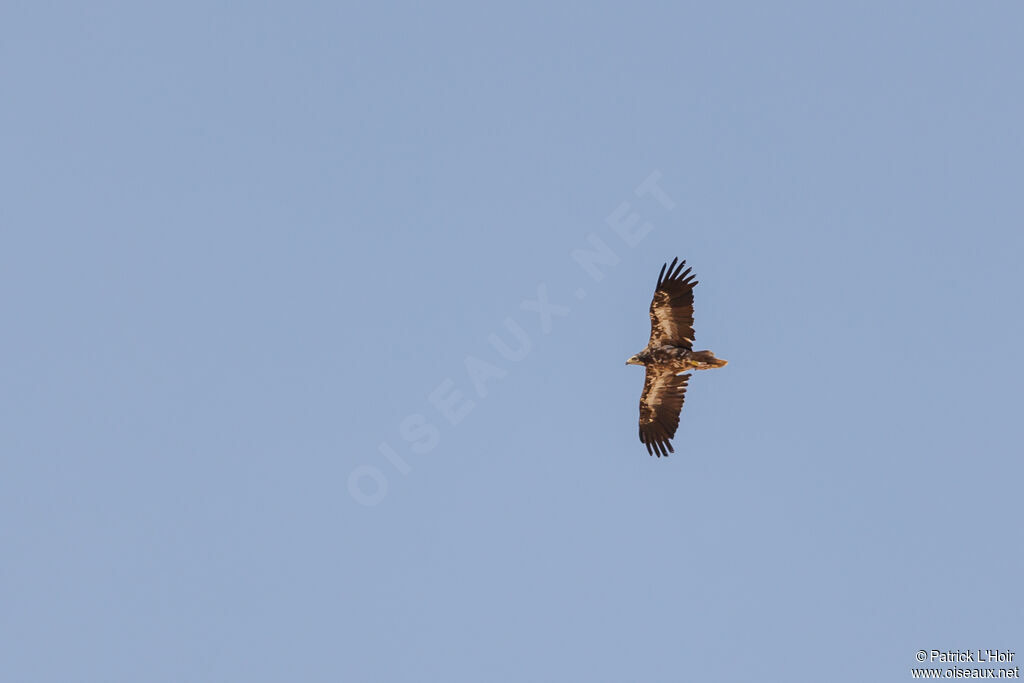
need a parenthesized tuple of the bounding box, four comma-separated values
(649, 258, 697, 347)
(626, 258, 727, 457)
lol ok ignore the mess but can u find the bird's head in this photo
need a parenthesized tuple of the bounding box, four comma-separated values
(625, 354, 644, 366)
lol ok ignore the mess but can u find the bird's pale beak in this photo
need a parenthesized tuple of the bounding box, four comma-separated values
(625, 356, 637, 365)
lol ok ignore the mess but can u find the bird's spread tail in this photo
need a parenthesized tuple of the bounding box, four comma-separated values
(687, 350, 727, 370)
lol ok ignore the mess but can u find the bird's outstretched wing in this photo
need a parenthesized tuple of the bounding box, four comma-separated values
(638, 368, 690, 457)
(648, 257, 697, 348)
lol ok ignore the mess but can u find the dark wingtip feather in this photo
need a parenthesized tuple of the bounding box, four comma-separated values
(641, 437, 672, 457)
(671, 259, 686, 280)
(655, 258, 697, 289)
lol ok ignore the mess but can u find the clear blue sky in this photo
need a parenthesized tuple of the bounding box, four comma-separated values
(3, 3, 1022, 682)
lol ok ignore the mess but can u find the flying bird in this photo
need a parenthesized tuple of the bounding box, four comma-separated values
(626, 258, 726, 456)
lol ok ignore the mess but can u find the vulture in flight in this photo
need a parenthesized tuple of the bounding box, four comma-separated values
(626, 258, 727, 457)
